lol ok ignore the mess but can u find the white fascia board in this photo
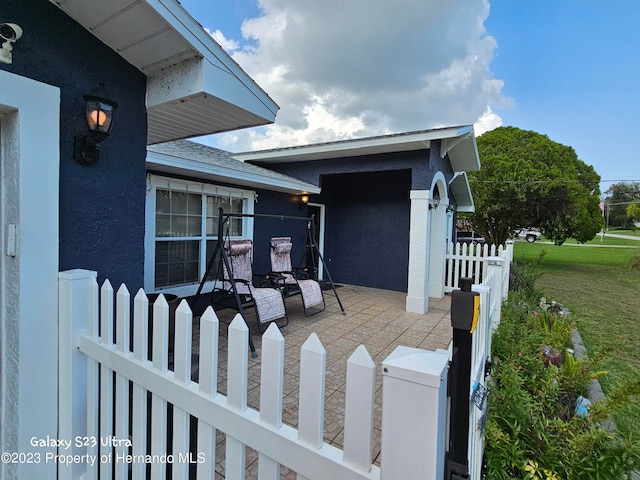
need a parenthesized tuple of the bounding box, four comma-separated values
(233, 126, 473, 164)
(234, 135, 431, 163)
(147, 0, 278, 117)
(146, 151, 321, 194)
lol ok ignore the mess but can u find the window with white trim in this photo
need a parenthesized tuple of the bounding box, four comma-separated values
(145, 175, 255, 295)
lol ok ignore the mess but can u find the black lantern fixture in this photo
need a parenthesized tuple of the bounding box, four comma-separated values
(73, 83, 118, 164)
(430, 185, 441, 210)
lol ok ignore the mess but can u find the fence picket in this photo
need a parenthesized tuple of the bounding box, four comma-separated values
(86, 276, 100, 480)
(150, 295, 169, 480)
(99, 280, 114, 480)
(197, 307, 219, 479)
(114, 286, 130, 480)
(259, 323, 285, 479)
(297, 333, 327, 480)
(172, 301, 193, 480)
(131, 290, 149, 480)
(343, 345, 376, 471)
(226, 315, 249, 479)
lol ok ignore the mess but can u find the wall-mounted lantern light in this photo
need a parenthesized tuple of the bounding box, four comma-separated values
(429, 186, 441, 210)
(447, 202, 457, 213)
(299, 193, 310, 209)
(73, 83, 118, 165)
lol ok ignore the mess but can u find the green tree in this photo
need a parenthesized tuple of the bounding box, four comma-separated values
(469, 127, 603, 245)
(628, 203, 640, 224)
(605, 182, 640, 229)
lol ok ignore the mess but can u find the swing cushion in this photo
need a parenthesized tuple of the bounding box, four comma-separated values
(270, 236, 325, 313)
(224, 239, 287, 324)
(249, 285, 287, 323)
(297, 279, 324, 309)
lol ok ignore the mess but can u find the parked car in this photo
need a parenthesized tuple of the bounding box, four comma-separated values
(456, 231, 486, 246)
(515, 228, 542, 243)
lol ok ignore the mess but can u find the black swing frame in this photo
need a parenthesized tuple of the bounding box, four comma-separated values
(189, 208, 345, 357)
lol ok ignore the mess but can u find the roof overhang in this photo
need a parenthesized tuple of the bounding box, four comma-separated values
(233, 125, 480, 172)
(449, 172, 475, 213)
(146, 144, 320, 195)
(50, 0, 279, 144)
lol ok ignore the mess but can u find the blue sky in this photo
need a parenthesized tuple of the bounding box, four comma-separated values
(178, 0, 640, 191)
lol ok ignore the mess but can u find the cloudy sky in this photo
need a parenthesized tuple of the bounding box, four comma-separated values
(178, 0, 639, 189)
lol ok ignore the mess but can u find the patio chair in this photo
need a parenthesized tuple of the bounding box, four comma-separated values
(269, 236, 325, 316)
(219, 239, 288, 332)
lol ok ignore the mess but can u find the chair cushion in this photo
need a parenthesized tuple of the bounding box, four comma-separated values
(250, 285, 286, 323)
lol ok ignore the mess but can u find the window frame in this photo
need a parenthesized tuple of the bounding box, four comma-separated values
(144, 174, 255, 297)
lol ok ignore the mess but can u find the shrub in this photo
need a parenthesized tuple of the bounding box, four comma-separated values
(485, 263, 640, 479)
(509, 250, 546, 302)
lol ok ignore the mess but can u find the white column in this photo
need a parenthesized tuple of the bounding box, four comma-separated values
(380, 346, 450, 479)
(406, 190, 431, 313)
(0, 71, 60, 480)
(428, 200, 448, 299)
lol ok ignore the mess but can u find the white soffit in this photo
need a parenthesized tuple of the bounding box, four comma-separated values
(50, 0, 279, 144)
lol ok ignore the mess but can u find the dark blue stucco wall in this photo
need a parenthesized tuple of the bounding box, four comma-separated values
(318, 169, 411, 291)
(0, 0, 147, 289)
(252, 190, 310, 275)
(257, 145, 454, 191)
(250, 146, 455, 292)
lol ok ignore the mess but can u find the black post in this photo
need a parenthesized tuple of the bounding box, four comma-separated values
(445, 277, 478, 480)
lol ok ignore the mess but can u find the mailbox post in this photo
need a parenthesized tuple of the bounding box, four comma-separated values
(445, 277, 479, 480)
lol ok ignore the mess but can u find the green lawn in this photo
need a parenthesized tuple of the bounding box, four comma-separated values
(513, 242, 640, 438)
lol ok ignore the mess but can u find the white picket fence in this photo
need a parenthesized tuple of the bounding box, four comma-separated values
(445, 241, 514, 294)
(465, 244, 512, 478)
(58, 269, 451, 480)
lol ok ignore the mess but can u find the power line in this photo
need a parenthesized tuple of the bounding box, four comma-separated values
(470, 179, 640, 184)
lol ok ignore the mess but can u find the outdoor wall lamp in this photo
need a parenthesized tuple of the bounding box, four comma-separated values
(73, 83, 118, 165)
(429, 188, 441, 210)
(299, 193, 310, 209)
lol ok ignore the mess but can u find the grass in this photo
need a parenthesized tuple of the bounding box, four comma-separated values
(515, 240, 639, 266)
(513, 241, 640, 438)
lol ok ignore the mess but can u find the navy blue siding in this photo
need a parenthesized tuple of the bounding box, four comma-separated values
(1, 0, 148, 289)
(319, 170, 411, 291)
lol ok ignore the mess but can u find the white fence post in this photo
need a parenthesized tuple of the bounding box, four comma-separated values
(58, 269, 97, 480)
(380, 346, 449, 480)
(485, 257, 506, 330)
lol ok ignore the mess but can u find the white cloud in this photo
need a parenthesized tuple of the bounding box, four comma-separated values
(205, 28, 240, 53)
(474, 106, 503, 136)
(203, 0, 512, 151)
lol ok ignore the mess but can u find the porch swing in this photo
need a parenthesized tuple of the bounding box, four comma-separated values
(189, 207, 345, 357)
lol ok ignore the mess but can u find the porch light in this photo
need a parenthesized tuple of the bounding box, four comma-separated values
(429, 187, 441, 210)
(73, 83, 118, 165)
(299, 194, 310, 208)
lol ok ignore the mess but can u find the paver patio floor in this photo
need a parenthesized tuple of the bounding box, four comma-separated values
(193, 284, 452, 478)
